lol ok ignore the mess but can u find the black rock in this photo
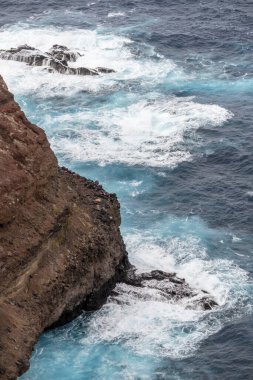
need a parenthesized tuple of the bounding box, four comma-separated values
(0, 44, 115, 76)
(122, 267, 218, 310)
(96, 67, 116, 74)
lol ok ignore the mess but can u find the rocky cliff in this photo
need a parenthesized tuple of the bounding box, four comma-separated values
(0, 76, 218, 380)
(0, 76, 129, 380)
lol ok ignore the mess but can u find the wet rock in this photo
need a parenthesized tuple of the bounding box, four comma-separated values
(0, 45, 115, 76)
(47, 44, 81, 63)
(96, 67, 116, 74)
(0, 45, 48, 67)
(123, 268, 218, 309)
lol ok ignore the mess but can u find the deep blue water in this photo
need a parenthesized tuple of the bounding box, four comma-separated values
(0, 1, 253, 379)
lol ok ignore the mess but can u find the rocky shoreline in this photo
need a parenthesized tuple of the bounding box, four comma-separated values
(0, 76, 217, 379)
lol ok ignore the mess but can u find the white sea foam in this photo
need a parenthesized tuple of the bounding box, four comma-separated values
(130, 180, 143, 187)
(0, 24, 232, 168)
(81, 225, 251, 358)
(232, 235, 242, 242)
(49, 97, 232, 168)
(0, 23, 176, 96)
(1, 21, 250, 366)
(108, 12, 126, 18)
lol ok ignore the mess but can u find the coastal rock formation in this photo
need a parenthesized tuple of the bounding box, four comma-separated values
(0, 76, 127, 379)
(120, 269, 218, 310)
(0, 45, 116, 76)
(0, 76, 217, 379)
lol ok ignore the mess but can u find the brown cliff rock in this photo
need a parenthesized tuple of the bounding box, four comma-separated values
(0, 76, 129, 379)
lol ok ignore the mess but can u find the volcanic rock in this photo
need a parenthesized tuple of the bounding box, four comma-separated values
(122, 268, 218, 310)
(0, 76, 127, 379)
(0, 45, 116, 76)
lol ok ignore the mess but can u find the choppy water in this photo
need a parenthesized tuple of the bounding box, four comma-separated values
(0, 1, 252, 379)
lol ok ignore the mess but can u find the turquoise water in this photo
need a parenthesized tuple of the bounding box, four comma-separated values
(0, 1, 252, 378)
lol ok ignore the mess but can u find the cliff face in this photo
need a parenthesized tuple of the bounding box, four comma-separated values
(0, 77, 129, 379)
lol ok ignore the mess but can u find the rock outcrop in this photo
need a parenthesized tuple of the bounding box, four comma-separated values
(0, 45, 116, 76)
(0, 76, 128, 379)
(122, 269, 218, 310)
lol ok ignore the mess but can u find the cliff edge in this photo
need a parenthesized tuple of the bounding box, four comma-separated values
(0, 76, 129, 379)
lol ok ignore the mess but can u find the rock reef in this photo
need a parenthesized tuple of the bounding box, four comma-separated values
(0, 76, 217, 379)
(0, 45, 116, 76)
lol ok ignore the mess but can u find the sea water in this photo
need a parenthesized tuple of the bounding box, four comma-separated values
(0, 1, 252, 379)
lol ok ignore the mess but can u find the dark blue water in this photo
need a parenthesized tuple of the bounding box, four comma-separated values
(0, 1, 252, 379)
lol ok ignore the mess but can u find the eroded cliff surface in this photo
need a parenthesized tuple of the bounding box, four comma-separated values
(0, 76, 128, 380)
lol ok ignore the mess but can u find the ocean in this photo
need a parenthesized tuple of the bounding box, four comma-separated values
(0, 0, 252, 379)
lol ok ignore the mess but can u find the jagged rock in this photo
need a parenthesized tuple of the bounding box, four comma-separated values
(47, 44, 81, 64)
(122, 268, 218, 310)
(0, 45, 115, 76)
(0, 45, 48, 67)
(0, 76, 128, 380)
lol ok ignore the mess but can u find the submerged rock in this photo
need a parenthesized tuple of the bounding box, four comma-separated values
(0, 76, 127, 379)
(0, 44, 116, 76)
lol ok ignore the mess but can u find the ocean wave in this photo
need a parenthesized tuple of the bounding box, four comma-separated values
(0, 23, 176, 97)
(48, 97, 232, 168)
(80, 220, 251, 358)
